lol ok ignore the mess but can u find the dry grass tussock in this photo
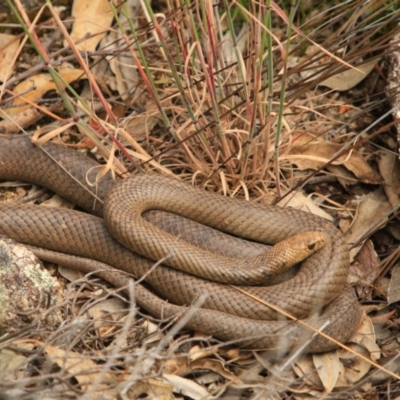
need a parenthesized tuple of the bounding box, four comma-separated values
(1, 0, 400, 398)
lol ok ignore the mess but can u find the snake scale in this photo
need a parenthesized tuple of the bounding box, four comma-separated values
(0, 135, 361, 352)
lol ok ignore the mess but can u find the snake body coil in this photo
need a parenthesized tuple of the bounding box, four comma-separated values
(0, 135, 361, 352)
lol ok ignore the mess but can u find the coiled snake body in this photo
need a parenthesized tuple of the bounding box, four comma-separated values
(0, 135, 361, 352)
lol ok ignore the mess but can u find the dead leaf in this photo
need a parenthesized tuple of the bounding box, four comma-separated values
(285, 133, 382, 185)
(385, 222, 400, 240)
(349, 313, 379, 359)
(370, 356, 400, 386)
(326, 164, 358, 187)
(336, 314, 380, 387)
(277, 190, 333, 221)
(141, 320, 163, 344)
(176, 358, 242, 384)
(223, 348, 241, 361)
(58, 265, 85, 282)
(41, 194, 74, 210)
(378, 151, 400, 208)
(335, 346, 372, 390)
(163, 356, 188, 374)
(2, 67, 86, 118)
(44, 344, 117, 393)
(388, 261, 400, 304)
(88, 297, 128, 333)
(162, 374, 210, 399)
(0, 102, 63, 133)
(312, 351, 340, 392)
(293, 313, 378, 393)
(293, 356, 322, 389)
(221, 23, 249, 64)
(188, 345, 214, 362)
(343, 188, 395, 247)
(350, 240, 381, 298)
(128, 378, 174, 400)
(103, 26, 140, 101)
(369, 309, 396, 325)
(0, 348, 28, 379)
(0, 33, 20, 82)
(319, 58, 380, 91)
(298, 44, 380, 91)
(68, 0, 114, 52)
(123, 111, 160, 136)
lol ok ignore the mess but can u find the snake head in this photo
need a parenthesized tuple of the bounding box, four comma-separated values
(262, 231, 328, 277)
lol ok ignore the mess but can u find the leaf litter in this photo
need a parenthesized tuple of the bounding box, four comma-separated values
(1, 0, 400, 399)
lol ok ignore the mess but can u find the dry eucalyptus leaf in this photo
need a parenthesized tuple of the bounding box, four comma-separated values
(0, 103, 63, 133)
(88, 297, 128, 335)
(221, 22, 249, 64)
(385, 222, 400, 240)
(106, 0, 141, 100)
(337, 314, 379, 389)
(0, 348, 28, 380)
(88, 298, 127, 321)
(350, 240, 381, 298)
(370, 357, 400, 386)
(101, 29, 139, 101)
(188, 345, 214, 362)
(388, 261, 400, 304)
(293, 355, 323, 389)
(41, 194, 74, 210)
(44, 344, 117, 394)
(326, 164, 358, 187)
(312, 351, 340, 393)
(319, 58, 380, 91)
(58, 265, 85, 282)
(0, 33, 20, 82)
(68, 0, 114, 52)
(163, 356, 187, 375)
(348, 314, 379, 360)
(293, 313, 377, 393)
(378, 151, 400, 208)
(344, 188, 394, 246)
(335, 345, 372, 390)
(285, 133, 382, 185)
(194, 371, 222, 386)
(277, 190, 332, 221)
(88, 300, 130, 349)
(298, 43, 379, 91)
(336, 347, 376, 389)
(1, 69, 48, 112)
(163, 373, 210, 399)
(141, 319, 163, 344)
(177, 359, 242, 384)
(292, 393, 323, 400)
(1, 67, 86, 118)
(123, 111, 160, 136)
(128, 378, 174, 400)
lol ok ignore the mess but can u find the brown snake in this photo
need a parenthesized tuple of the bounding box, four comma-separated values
(0, 135, 361, 352)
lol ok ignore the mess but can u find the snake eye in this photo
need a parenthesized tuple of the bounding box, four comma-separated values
(308, 243, 316, 250)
